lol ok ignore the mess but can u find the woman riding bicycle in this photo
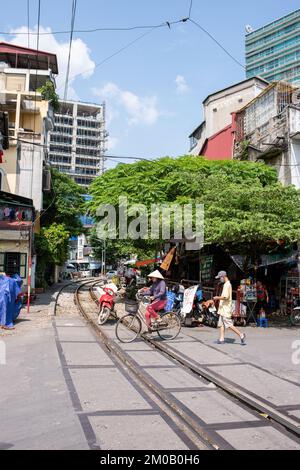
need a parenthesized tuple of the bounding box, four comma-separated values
(142, 270, 167, 331)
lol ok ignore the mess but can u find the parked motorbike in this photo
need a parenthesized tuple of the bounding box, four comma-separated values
(97, 283, 118, 325)
(169, 284, 219, 328)
(179, 284, 206, 327)
(166, 284, 185, 314)
(200, 299, 219, 328)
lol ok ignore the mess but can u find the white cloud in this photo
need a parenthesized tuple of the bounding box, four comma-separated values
(93, 82, 160, 126)
(175, 75, 189, 94)
(7, 25, 95, 99)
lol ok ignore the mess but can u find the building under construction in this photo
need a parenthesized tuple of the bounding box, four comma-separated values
(48, 100, 107, 186)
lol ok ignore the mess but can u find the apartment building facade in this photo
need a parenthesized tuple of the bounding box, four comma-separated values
(234, 81, 300, 188)
(0, 42, 57, 211)
(0, 42, 58, 288)
(246, 9, 300, 85)
(48, 100, 106, 186)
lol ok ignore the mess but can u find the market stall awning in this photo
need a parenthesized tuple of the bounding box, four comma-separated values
(135, 258, 161, 267)
(230, 251, 297, 271)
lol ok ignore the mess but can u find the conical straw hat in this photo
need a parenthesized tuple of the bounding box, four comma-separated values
(148, 270, 164, 280)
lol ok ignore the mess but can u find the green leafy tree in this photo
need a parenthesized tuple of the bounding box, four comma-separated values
(39, 80, 60, 112)
(89, 229, 157, 265)
(42, 168, 85, 235)
(36, 224, 70, 265)
(36, 169, 85, 286)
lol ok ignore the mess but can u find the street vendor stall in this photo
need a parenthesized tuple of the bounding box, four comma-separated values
(239, 278, 257, 324)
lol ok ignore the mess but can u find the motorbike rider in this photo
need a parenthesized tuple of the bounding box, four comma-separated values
(142, 270, 167, 331)
(213, 271, 246, 345)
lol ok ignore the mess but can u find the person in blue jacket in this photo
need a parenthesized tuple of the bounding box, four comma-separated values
(0, 274, 14, 329)
(0, 274, 23, 329)
(12, 274, 23, 321)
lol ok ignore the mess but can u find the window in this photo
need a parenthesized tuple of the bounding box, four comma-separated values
(0, 253, 4, 273)
(20, 254, 27, 278)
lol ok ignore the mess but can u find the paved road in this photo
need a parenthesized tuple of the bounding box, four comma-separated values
(0, 286, 194, 450)
(0, 285, 299, 450)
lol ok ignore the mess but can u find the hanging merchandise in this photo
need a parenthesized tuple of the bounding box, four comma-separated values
(160, 247, 176, 271)
(239, 278, 257, 324)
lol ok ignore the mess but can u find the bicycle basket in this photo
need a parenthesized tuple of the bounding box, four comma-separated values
(125, 300, 139, 314)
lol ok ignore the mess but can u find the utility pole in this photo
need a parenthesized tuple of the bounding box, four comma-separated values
(101, 239, 106, 275)
(298, 242, 300, 299)
(27, 224, 33, 314)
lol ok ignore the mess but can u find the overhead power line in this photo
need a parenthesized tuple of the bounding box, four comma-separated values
(5, 136, 300, 168)
(56, 23, 178, 92)
(27, 0, 30, 47)
(188, 0, 193, 18)
(188, 18, 245, 69)
(33, 0, 41, 145)
(0, 18, 188, 36)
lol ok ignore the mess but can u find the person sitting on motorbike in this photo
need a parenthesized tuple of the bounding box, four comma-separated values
(142, 270, 167, 331)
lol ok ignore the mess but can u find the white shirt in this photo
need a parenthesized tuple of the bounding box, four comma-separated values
(218, 280, 232, 318)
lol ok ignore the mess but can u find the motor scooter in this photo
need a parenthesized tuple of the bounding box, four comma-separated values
(180, 284, 205, 326)
(200, 299, 219, 328)
(98, 283, 118, 325)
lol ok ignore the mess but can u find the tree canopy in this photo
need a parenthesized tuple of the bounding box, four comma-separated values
(35, 169, 85, 285)
(42, 168, 85, 235)
(88, 156, 300, 257)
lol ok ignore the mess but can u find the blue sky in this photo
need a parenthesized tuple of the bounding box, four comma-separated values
(1, 0, 300, 168)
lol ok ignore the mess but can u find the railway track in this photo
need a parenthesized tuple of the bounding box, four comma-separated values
(54, 280, 300, 450)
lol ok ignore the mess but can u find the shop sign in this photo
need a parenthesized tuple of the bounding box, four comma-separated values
(200, 255, 214, 283)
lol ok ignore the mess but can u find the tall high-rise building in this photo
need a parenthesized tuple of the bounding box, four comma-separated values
(48, 100, 107, 186)
(245, 9, 300, 85)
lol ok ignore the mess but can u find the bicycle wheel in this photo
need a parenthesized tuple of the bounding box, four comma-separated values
(115, 314, 142, 343)
(98, 306, 111, 325)
(157, 311, 181, 340)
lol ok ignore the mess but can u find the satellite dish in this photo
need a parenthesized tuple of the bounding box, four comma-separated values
(245, 25, 254, 34)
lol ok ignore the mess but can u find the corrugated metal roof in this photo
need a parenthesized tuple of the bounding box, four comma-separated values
(0, 42, 58, 74)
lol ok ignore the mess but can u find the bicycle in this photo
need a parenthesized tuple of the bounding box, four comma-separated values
(115, 293, 181, 343)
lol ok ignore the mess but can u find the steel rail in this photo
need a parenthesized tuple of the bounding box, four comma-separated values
(142, 332, 300, 439)
(75, 283, 218, 450)
(53, 277, 98, 316)
(76, 285, 300, 448)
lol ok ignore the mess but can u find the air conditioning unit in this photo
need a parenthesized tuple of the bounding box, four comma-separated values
(43, 169, 51, 192)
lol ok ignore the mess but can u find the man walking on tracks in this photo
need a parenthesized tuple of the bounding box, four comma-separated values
(213, 271, 246, 345)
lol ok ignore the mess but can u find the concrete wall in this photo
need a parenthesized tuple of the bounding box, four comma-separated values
(17, 143, 44, 211)
(190, 80, 268, 156)
(0, 97, 51, 210)
(0, 144, 18, 193)
(204, 83, 266, 138)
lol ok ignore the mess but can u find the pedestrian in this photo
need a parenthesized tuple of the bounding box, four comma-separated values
(142, 270, 167, 332)
(213, 271, 246, 345)
(256, 281, 269, 317)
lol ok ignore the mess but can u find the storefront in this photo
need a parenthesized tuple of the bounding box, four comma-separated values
(167, 243, 299, 318)
(0, 191, 34, 288)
